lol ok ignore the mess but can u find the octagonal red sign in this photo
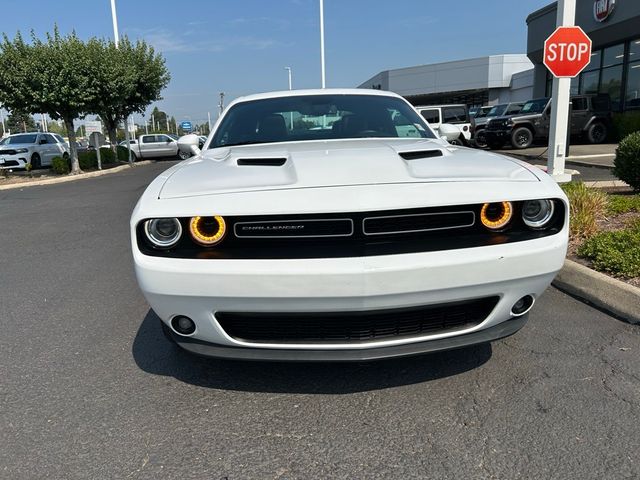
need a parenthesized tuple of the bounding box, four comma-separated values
(544, 26, 592, 78)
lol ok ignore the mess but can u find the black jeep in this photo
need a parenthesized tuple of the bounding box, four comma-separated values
(484, 94, 611, 150)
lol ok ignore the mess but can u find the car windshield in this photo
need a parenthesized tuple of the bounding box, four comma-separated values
(487, 105, 507, 117)
(210, 94, 436, 148)
(1, 134, 38, 145)
(520, 99, 549, 114)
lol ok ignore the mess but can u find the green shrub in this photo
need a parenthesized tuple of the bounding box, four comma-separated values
(561, 182, 608, 238)
(607, 194, 640, 215)
(613, 132, 640, 191)
(613, 112, 640, 141)
(51, 156, 69, 175)
(578, 220, 640, 278)
(78, 151, 98, 170)
(116, 145, 129, 162)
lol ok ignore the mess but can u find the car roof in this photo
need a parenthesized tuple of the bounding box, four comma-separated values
(228, 88, 405, 107)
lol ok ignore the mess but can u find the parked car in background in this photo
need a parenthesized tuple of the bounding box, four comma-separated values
(415, 104, 471, 145)
(471, 106, 493, 119)
(126, 134, 185, 160)
(0, 132, 69, 169)
(133, 88, 569, 361)
(473, 102, 524, 148)
(484, 94, 612, 150)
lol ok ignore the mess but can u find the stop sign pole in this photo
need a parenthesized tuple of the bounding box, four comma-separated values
(544, 0, 590, 183)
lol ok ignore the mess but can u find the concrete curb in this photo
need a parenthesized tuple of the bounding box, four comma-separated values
(0, 161, 153, 191)
(553, 259, 640, 324)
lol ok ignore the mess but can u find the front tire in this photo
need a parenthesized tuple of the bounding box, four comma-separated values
(511, 127, 534, 149)
(30, 153, 41, 169)
(475, 130, 487, 148)
(587, 122, 607, 144)
(178, 149, 191, 160)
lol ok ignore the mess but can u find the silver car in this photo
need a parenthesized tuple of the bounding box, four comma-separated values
(0, 132, 69, 169)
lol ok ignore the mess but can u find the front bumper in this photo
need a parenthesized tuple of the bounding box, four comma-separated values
(134, 231, 567, 360)
(0, 155, 29, 170)
(484, 129, 512, 144)
(170, 314, 529, 362)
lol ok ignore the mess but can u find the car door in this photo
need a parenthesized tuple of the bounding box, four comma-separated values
(139, 135, 158, 158)
(37, 134, 56, 165)
(570, 97, 589, 135)
(419, 109, 441, 129)
(156, 134, 178, 157)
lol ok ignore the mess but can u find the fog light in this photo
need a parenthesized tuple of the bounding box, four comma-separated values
(511, 295, 534, 316)
(171, 315, 196, 335)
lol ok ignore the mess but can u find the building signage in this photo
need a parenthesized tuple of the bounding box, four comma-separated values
(594, 0, 616, 22)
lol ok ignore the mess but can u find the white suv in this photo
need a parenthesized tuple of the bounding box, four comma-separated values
(415, 105, 472, 145)
(0, 132, 69, 169)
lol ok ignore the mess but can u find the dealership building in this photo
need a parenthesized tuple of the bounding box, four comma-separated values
(528, 0, 640, 111)
(359, 0, 640, 111)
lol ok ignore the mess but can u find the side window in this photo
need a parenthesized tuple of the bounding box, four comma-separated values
(45, 134, 57, 144)
(54, 134, 65, 143)
(571, 98, 588, 111)
(442, 107, 468, 124)
(420, 109, 440, 124)
(505, 104, 523, 115)
(158, 135, 171, 142)
(142, 135, 156, 144)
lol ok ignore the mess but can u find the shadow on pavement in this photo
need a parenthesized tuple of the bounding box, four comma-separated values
(132, 309, 492, 394)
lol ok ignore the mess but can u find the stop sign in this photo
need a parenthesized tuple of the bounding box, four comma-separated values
(544, 26, 592, 78)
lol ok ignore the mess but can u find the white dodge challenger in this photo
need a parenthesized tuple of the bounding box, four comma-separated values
(131, 89, 569, 361)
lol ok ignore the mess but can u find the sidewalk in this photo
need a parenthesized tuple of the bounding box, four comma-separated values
(500, 143, 617, 168)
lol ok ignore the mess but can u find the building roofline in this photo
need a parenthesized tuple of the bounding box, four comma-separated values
(526, 1, 557, 24)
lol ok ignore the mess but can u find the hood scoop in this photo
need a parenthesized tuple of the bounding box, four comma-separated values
(237, 158, 287, 166)
(399, 150, 444, 160)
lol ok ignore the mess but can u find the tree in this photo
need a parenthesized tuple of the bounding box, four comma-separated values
(90, 37, 170, 151)
(6, 110, 36, 133)
(150, 107, 168, 132)
(0, 29, 98, 173)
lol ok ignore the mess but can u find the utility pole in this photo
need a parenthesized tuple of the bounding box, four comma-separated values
(218, 92, 225, 116)
(110, 0, 133, 164)
(547, 0, 575, 183)
(285, 67, 294, 129)
(319, 0, 326, 88)
(0, 105, 5, 137)
(207, 111, 212, 132)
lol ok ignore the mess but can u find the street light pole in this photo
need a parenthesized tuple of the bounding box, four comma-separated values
(110, 0, 133, 165)
(218, 92, 225, 116)
(285, 67, 293, 130)
(319, 0, 326, 88)
(547, 0, 575, 183)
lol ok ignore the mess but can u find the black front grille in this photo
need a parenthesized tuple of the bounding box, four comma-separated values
(216, 297, 499, 344)
(487, 120, 508, 130)
(0, 160, 20, 167)
(363, 211, 475, 235)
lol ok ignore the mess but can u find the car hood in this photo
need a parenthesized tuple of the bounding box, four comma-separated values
(158, 138, 539, 199)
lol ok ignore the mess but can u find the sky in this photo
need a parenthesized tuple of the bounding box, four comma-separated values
(0, 0, 552, 127)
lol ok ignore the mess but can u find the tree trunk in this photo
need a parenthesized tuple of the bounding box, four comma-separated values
(64, 116, 81, 174)
(103, 114, 119, 155)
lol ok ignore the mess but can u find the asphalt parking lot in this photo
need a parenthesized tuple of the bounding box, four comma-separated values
(1, 162, 639, 479)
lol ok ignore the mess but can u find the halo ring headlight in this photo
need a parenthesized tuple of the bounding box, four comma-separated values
(522, 199, 555, 229)
(145, 218, 182, 248)
(480, 202, 513, 230)
(190, 215, 226, 246)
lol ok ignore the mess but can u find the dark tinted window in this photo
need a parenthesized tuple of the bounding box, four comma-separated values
(442, 106, 468, 124)
(571, 97, 588, 111)
(420, 109, 440, 124)
(487, 104, 507, 117)
(520, 98, 550, 114)
(505, 103, 523, 115)
(602, 43, 624, 68)
(44, 134, 57, 144)
(142, 135, 157, 144)
(591, 95, 611, 111)
(3, 134, 38, 144)
(54, 134, 65, 143)
(211, 94, 435, 148)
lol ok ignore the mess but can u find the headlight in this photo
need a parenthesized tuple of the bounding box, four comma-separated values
(189, 216, 226, 246)
(144, 218, 182, 248)
(15, 148, 29, 153)
(480, 202, 513, 230)
(522, 199, 555, 229)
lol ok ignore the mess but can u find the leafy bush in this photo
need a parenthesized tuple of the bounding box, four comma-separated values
(607, 194, 640, 215)
(561, 182, 608, 238)
(78, 151, 98, 170)
(116, 145, 129, 162)
(578, 220, 640, 278)
(613, 132, 640, 191)
(613, 112, 640, 141)
(51, 156, 69, 175)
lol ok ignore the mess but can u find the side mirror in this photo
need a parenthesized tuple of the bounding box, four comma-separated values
(437, 123, 461, 143)
(178, 134, 201, 156)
